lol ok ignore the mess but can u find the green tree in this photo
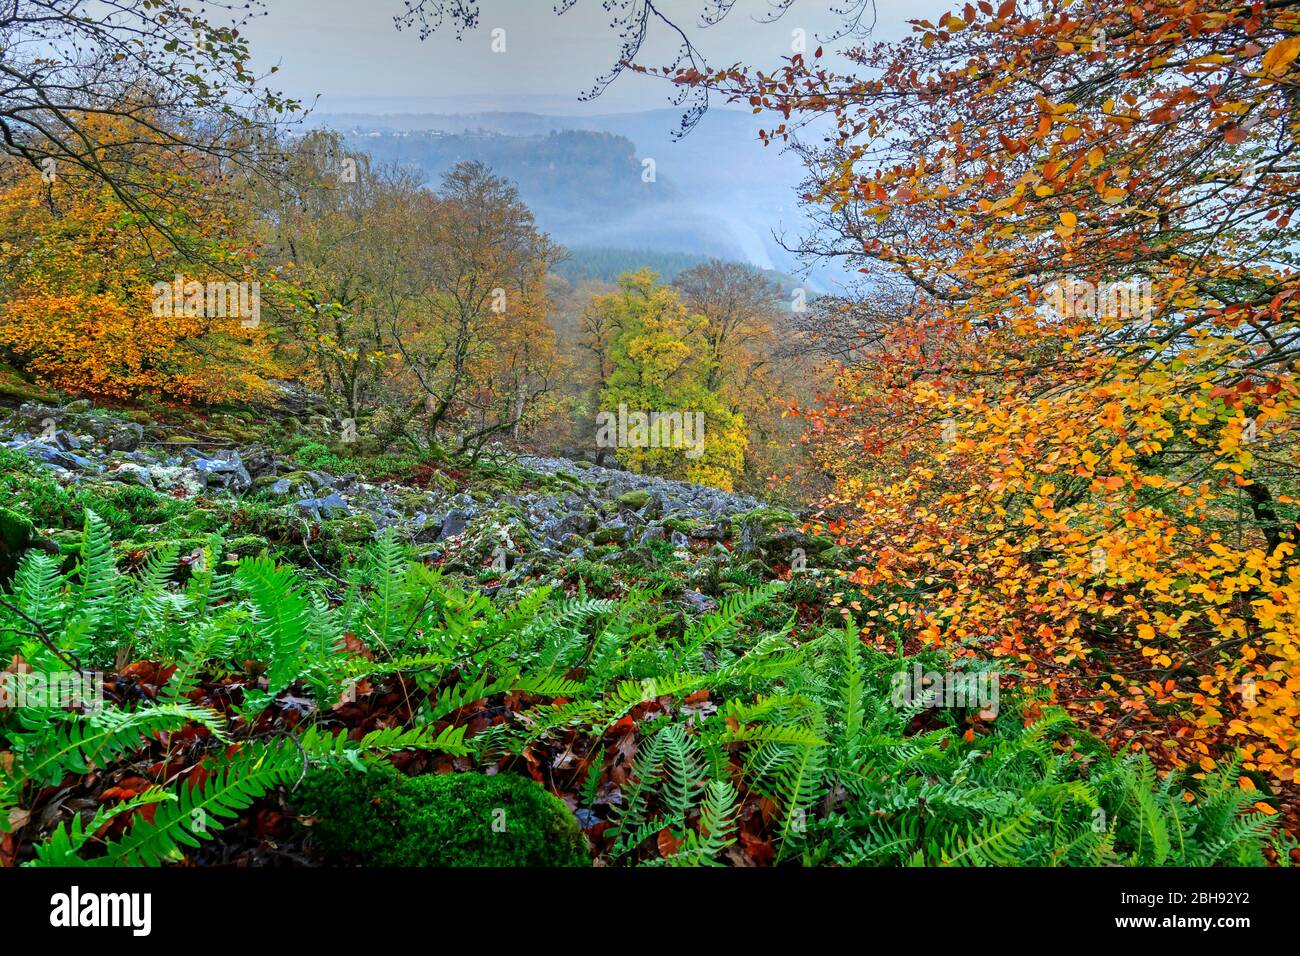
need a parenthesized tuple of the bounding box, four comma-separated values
(591, 270, 747, 490)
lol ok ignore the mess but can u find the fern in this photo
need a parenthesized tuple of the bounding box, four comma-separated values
(90, 741, 302, 866)
(26, 790, 170, 867)
(235, 556, 312, 703)
(8, 701, 228, 793)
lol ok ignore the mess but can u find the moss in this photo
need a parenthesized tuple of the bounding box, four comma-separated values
(292, 441, 352, 474)
(157, 506, 220, 537)
(273, 470, 315, 489)
(729, 505, 798, 533)
(426, 470, 458, 493)
(394, 491, 435, 515)
(0, 507, 35, 584)
(295, 763, 590, 867)
(808, 535, 837, 553)
(83, 482, 192, 536)
(547, 469, 587, 488)
(0, 363, 61, 404)
(323, 512, 378, 545)
(616, 490, 652, 510)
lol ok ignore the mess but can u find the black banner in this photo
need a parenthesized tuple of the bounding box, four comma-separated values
(1, 866, 1292, 941)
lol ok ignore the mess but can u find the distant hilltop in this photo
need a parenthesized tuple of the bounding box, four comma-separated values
(303, 109, 844, 293)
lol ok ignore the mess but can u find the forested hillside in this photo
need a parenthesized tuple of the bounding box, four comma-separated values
(0, 0, 1295, 899)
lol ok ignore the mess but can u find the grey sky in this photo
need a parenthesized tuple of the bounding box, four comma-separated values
(242, 0, 947, 115)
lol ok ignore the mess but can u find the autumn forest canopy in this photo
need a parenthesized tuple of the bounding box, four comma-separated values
(0, 0, 1297, 906)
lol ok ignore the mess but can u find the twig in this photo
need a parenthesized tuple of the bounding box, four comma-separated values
(0, 595, 81, 671)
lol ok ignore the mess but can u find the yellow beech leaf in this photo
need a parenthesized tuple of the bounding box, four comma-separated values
(1261, 35, 1300, 76)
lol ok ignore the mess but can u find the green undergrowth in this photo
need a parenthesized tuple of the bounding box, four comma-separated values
(0, 501, 1283, 866)
(294, 763, 590, 866)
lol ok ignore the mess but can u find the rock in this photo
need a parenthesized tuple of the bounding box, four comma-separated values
(305, 470, 338, 490)
(296, 493, 350, 519)
(681, 588, 718, 613)
(267, 478, 292, 496)
(670, 530, 690, 549)
(53, 429, 81, 451)
(558, 533, 589, 552)
(109, 462, 153, 488)
(104, 421, 144, 452)
(638, 525, 667, 546)
(550, 511, 596, 538)
(437, 509, 470, 539)
(692, 522, 726, 541)
(149, 465, 205, 496)
(593, 519, 630, 545)
(191, 450, 252, 492)
(31, 443, 94, 472)
(758, 529, 815, 562)
(238, 445, 277, 479)
(17, 403, 64, 428)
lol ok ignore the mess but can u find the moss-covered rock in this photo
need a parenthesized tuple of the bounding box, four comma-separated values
(274, 470, 318, 491)
(294, 763, 590, 867)
(323, 512, 378, 545)
(730, 505, 798, 530)
(426, 470, 458, 493)
(0, 363, 61, 404)
(616, 489, 652, 510)
(662, 515, 697, 534)
(593, 520, 630, 545)
(0, 507, 35, 585)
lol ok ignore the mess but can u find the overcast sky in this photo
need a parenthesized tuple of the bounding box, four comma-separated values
(241, 0, 948, 115)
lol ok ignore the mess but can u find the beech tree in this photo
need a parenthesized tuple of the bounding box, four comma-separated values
(0, 114, 274, 401)
(586, 270, 748, 490)
(0, 0, 298, 249)
(687, 0, 1300, 783)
